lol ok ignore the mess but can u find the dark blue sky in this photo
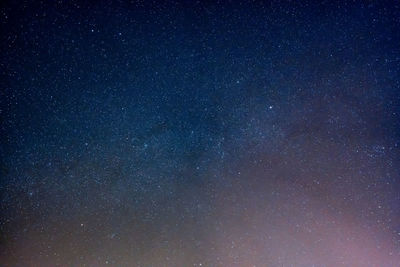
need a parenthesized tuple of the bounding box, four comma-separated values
(1, 1, 400, 266)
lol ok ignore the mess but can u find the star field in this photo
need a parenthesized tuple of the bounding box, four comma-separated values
(1, 1, 400, 266)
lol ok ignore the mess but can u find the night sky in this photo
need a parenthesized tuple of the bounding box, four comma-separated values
(1, 1, 400, 266)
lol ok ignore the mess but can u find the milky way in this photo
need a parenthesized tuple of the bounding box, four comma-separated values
(1, 1, 400, 266)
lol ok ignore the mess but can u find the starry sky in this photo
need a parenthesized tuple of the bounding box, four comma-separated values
(1, 1, 400, 266)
